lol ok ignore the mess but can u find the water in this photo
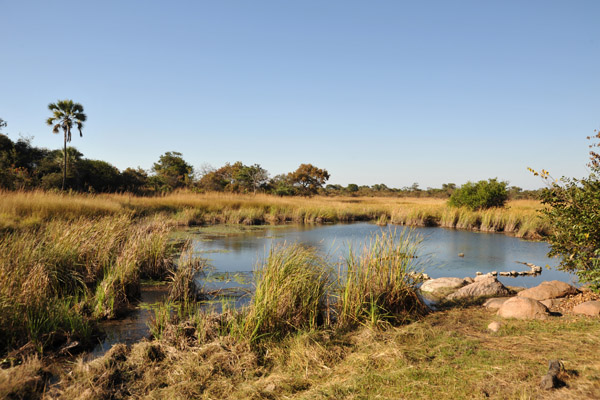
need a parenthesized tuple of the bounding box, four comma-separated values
(88, 285, 169, 359)
(190, 223, 576, 289)
(92, 223, 575, 358)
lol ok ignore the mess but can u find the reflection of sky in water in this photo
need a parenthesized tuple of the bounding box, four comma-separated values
(189, 223, 576, 289)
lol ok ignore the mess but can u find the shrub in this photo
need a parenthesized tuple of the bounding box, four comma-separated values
(448, 178, 508, 210)
(532, 132, 600, 291)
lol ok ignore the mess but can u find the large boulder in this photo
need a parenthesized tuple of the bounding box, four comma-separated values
(517, 280, 579, 301)
(447, 277, 512, 300)
(572, 301, 600, 317)
(483, 297, 511, 311)
(420, 277, 467, 294)
(497, 297, 550, 320)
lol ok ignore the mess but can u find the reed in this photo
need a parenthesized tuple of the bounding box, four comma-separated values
(336, 230, 427, 328)
(0, 214, 176, 353)
(0, 190, 547, 238)
(243, 243, 332, 342)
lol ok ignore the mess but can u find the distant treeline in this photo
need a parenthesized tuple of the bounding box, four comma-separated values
(0, 132, 540, 199)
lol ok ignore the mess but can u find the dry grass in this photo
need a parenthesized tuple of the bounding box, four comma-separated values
(0, 214, 176, 354)
(26, 307, 600, 399)
(0, 190, 548, 237)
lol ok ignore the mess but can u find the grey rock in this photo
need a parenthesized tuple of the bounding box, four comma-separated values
(540, 360, 564, 390)
(447, 277, 512, 300)
(420, 277, 467, 294)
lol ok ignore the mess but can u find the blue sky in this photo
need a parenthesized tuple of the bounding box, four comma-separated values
(1, 1, 599, 189)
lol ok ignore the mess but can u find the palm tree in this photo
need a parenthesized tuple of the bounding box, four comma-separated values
(46, 100, 87, 190)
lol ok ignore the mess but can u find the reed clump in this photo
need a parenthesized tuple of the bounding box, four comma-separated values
(243, 243, 333, 342)
(0, 214, 176, 354)
(337, 230, 428, 329)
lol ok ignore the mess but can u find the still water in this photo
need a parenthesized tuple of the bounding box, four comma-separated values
(92, 223, 575, 358)
(190, 223, 576, 290)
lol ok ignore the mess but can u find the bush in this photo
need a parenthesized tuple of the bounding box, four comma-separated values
(532, 132, 600, 291)
(448, 178, 508, 210)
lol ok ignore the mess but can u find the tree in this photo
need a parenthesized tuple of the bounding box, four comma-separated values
(152, 151, 193, 191)
(531, 131, 600, 291)
(0, 118, 6, 131)
(236, 164, 269, 194)
(346, 183, 359, 193)
(121, 167, 149, 193)
(46, 100, 87, 190)
(288, 163, 330, 196)
(448, 178, 508, 210)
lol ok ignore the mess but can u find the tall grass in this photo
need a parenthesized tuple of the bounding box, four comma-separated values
(336, 230, 427, 328)
(243, 243, 332, 342)
(0, 214, 176, 353)
(0, 190, 548, 238)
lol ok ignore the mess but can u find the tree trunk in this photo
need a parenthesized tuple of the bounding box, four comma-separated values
(62, 128, 68, 190)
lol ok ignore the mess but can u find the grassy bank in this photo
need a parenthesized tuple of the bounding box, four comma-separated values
(0, 190, 549, 238)
(4, 307, 599, 399)
(0, 214, 176, 356)
(2, 230, 599, 399)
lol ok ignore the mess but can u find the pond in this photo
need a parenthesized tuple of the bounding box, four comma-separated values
(92, 222, 575, 358)
(191, 222, 576, 294)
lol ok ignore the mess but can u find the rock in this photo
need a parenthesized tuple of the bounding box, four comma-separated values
(487, 321, 501, 332)
(483, 297, 511, 310)
(517, 280, 579, 301)
(572, 301, 600, 317)
(447, 277, 512, 300)
(499, 271, 511, 277)
(420, 277, 467, 294)
(540, 298, 562, 310)
(476, 271, 482, 276)
(491, 271, 498, 276)
(458, 253, 465, 257)
(463, 277, 474, 284)
(510, 270, 518, 276)
(497, 297, 549, 320)
(540, 360, 564, 390)
(475, 273, 494, 282)
(265, 383, 276, 392)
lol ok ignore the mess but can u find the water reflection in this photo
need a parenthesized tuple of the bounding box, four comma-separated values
(190, 223, 576, 289)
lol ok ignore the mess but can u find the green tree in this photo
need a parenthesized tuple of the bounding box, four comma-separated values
(152, 151, 193, 191)
(121, 167, 149, 193)
(288, 163, 330, 196)
(531, 132, 600, 290)
(346, 183, 359, 193)
(46, 100, 87, 190)
(448, 178, 508, 210)
(236, 163, 269, 194)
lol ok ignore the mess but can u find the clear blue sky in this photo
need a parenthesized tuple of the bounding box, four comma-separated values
(1, 0, 599, 189)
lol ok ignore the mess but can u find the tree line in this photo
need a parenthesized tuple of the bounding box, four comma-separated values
(0, 103, 540, 198)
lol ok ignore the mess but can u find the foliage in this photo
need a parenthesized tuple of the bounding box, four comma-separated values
(287, 163, 330, 196)
(448, 178, 508, 210)
(46, 100, 87, 190)
(531, 131, 600, 290)
(337, 230, 427, 328)
(151, 151, 193, 191)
